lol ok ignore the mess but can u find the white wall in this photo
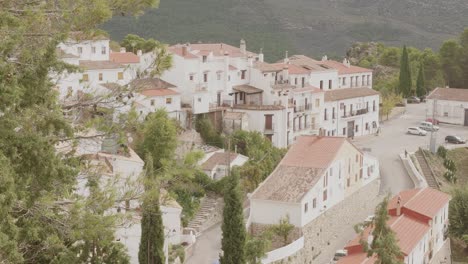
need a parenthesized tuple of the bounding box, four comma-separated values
(309, 70, 339, 91)
(427, 99, 468, 125)
(338, 73, 372, 89)
(58, 39, 110, 61)
(250, 199, 302, 227)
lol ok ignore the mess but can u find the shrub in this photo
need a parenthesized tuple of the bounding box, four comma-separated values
(444, 170, 457, 183)
(444, 158, 457, 173)
(437, 146, 448, 159)
(195, 115, 224, 148)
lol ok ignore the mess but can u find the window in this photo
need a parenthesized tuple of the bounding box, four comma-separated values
(356, 154, 358, 162)
(356, 76, 359, 87)
(101, 46, 106, 55)
(295, 78, 298, 85)
(323, 190, 327, 201)
(197, 97, 201, 102)
(98, 73, 103, 81)
(77, 47, 83, 54)
(304, 203, 308, 213)
(350, 77, 354, 87)
(342, 77, 346, 85)
(302, 77, 305, 87)
(355, 125, 358, 132)
(343, 128, 346, 135)
(329, 80, 332, 89)
(166, 98, 172, 104)
(366, 102, 369, 111)
(82, 74, 89, 82)
(332, 107, 336, 119)
(313, 198, 317, 208)
(320, 80, 324, 90)
(202, 56, 207, 62)
(362, 75, 365, 86)
(217, 72, 221, 80)
(366, 123, 369, 130)
(347, 178, 350, 187)
(315, 98, 320, 107)
(324, 108, 328, 121)
(241, 70, 246, 80)
(118, 72, 124, 80)
(204, 73, 208, 82)
(373, 100, 376, 112)
(287, 112, 290, 128)
(239, 93, 243, 100)
(228, 75, 231, 81)
(189, 74, 194, 81)
(150, 99, 155, 106)
(323, 173, 328, 187)
(367, 75, 370, 86)
(92, 47, 96, 54)
(330, 168, 333, 177)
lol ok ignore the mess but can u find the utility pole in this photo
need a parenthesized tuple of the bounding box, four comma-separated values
(429, 99, 437, 153)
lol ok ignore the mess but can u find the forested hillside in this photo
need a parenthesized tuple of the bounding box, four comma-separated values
(102, 0, 468, 61)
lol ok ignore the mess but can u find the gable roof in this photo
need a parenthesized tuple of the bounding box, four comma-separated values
(130, 78, 179, 97)
(287, 55, 333, 72)
(325, 88, 379, 102)
(201, 152, 239, 171)
(426, 87, 468, 102)
(110, 52, 140, 64)
(319, 60, 372, 75)
(251, 136, 354, 203)
(79, 60, 124, 70)
(169, 43, 257, 59)
(388, 188, 451, 219)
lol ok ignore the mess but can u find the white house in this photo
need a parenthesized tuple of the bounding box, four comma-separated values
(250, 135, 379, 227)
(339, 188, 451, 264)
(200, 150, 249, 180)
(426, 87, 468, 126)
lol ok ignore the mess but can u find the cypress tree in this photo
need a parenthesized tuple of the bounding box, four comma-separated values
(139, 155, 165, 264)
(368, 197, 404, 264)
(416, 61, 426, 97)
(398, 45, 412, 97)
(220, 169, 246, 264)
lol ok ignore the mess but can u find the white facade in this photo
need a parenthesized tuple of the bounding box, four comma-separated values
(426, 98, 468, 125)
(134, 93, 182, 120)
(323, 94, 380, 137)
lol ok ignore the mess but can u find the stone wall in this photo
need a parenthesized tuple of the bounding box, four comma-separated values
(250, 223, 302, 250)
(275, 179, 382, 264)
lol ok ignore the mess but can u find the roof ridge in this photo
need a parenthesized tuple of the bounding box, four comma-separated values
(402, 188, 424, 208)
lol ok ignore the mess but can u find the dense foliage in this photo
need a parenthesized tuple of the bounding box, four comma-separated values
(398, 45, 412, 97)
(220, 170, 246, 264)
(449, 187, 468, 247)
(195, 115, 224, 148)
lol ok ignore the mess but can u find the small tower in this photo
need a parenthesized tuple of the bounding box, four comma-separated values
(240, 39, 246, 54)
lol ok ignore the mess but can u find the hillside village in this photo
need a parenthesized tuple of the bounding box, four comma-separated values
(50, 33, 468, 264)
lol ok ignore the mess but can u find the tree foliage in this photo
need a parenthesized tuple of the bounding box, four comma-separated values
(416, 61, 426, 97)
(270, 216, 295, 246)
(449, 187, 468, 247)
(245, 232, 272, 264)
(195, 115, 224, 148)
(398, 45, 412, 97)
(220, 169, 246, 264)
(121, 34, 159, 53)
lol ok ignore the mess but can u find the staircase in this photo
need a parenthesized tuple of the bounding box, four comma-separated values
(187, 195, 219, 235)
(415, 151, 440, 189)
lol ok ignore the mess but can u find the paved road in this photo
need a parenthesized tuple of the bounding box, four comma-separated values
(186, 224, 221, 264)
(354, 102, 468, 195)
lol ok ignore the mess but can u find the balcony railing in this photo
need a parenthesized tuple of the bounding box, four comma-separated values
(341, 108, 369, 118)
(294, 104, 312, 113)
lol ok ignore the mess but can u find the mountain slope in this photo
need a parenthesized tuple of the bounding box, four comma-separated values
(101, 0, 468, 61)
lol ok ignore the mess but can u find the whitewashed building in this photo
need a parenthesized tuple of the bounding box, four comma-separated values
(250, 135, 379, 227)
(200, 150, 249, 180)
(339, 188, 451, 264)
(426, 87, 468, 126)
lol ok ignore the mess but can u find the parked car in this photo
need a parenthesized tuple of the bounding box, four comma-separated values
(425, 118, 440, 125)
(420, 95, 427, 102)
(333, 249, 348, 261)
(407, 96, 421, 104)
(419, 121, 439, 132)
(445, 135, 466, 144)
(408, 127, 427, 136)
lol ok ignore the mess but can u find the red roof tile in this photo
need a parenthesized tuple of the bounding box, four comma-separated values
(389, 215, 430, 255)
(319, 60, 372, 75)
(110, 52, 140, 64)
(388, 188, 451, 219)
(325, 88, 379, 102)
(140, 89, 179, 97)
(337, 253, 377, 264)
(202, 152, 238, 171)
(169, 43, 257, 59)
(426, 87, 468, 102)
(292, 86, 323, 94)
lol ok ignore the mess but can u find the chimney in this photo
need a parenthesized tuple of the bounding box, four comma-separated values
(396, 196, 402, 216)
(137, 50, 142, 56)
(120, 47, 126, 53)
(282, 65, 289, 82)
(182, 45, 188, 57)
(321, 55, 328, 61)
(240, 39, 246, 54)
(248, 55, 253, 67)
(343, 58, 350, 68)
(258, 48, 264, 62)
(284, 50, 289, 64)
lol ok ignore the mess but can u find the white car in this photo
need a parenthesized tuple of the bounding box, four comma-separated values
(408, 127, 427, 136)
(419, 121, 439, 132)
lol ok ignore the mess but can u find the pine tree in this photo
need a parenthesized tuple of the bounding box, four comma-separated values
(139, 155, 165, 264)
(398, 45, 412, 97)
(416, 61, 426, 97)
(368, 197, 404, 264)
(220, 169, 246, 264)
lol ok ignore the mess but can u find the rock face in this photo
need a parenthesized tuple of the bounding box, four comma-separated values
(103, 0, 467, 61)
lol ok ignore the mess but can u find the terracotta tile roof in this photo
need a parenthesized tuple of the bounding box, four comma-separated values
(287, 55, 334, 72)
(251, 136, 354, 202)
(337, 253, 377, 264)
(233, 85, 263, 94)
(319, 60, 372, 75)
(169, 43, 256, 59)
(130, 78, 179, 97)
(253, 62, 284, 72)
(389, 215, 430, 255)
(325, 88, 379, 102)
(426, 87, 468, 102)
(202, 152, 238, 171)
(388, 188, 451, 219)
(79, 60, 124, 70)
(130, 78, 176, 90)
(233, 104, 285, 110)
(56, 48, 79, 59)
(251, 165, 325, 202)
(110, 52, 140, 64)
(292, 86, 323, 94)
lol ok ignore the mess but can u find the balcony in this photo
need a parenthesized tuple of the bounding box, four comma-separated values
(264, 123, 275, 134)
(294, 104, 312, 113)
(341, 108, 369, 118)
(272, 79, 295, 90)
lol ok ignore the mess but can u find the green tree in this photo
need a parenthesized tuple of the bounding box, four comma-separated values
(416, 61, 426, 97)
(449, 187, 468, 248)
(420, 49, 445, 91)
(121, 34, 159, 53)
(439, 40, 463, 88)
(459, 28, 468, 87)
(245, 232, 271, 264)
(379, 47, 400, 67)
(139, 155, 165, 264)
(398, 45, 412, 97)
(367, 197, 404, 264)
(137, 110, 178, 170)
(271, 215, 295, 246)
(220, 169, 246, 264)
(195, 115, 224, 148)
